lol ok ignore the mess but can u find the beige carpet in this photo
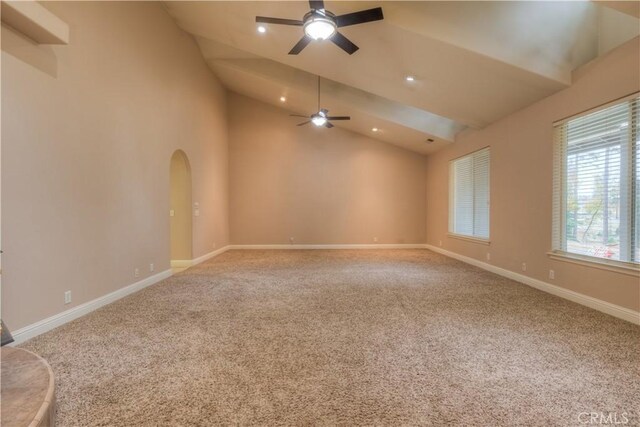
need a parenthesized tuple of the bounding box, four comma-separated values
(20, 250, 639, 426)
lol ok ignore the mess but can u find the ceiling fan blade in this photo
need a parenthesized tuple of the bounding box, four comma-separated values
(289, 35, 313, 55)
(309, 0, 325, 10)
(256, 16, 304, 26)
(297, 121, 311, 126)
(326, 116, 350, 120)
(335, 7, 384, 28)
(324, 122, 334, 128)
(290, 114, 310, 118)
(329, 32, 359, 55)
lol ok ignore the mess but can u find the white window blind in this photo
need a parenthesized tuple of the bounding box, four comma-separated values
(449, 148, 490, 239)
(553, 95, 639, 265)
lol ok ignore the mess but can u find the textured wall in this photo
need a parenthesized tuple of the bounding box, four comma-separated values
(1, 2, 229, 330)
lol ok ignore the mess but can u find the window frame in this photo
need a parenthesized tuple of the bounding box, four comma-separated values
(448, 147, 491, 243)
(550, 93, 640, 275)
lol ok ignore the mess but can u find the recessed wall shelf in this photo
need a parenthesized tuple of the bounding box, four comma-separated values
(1, 1, 69, 45)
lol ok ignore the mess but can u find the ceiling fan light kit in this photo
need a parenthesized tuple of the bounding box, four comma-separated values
(256, 0, 384, 55)
(311, 113, 328, 127)
(303, 13, 336, 40)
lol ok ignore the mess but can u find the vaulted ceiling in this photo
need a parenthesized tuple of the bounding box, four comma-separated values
(164, 1, 639, 154)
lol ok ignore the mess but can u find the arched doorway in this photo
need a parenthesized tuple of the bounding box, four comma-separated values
(170, 150, 192, 268)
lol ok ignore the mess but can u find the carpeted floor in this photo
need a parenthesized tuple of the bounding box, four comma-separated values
(20, 250, 640, 426)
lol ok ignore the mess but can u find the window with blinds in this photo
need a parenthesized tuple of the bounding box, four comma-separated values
(552, 95, 639, 265)
(449, 148, 490, 240)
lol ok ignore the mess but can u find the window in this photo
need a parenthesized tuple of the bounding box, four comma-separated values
(449, 147, 490, 240)
(552, 95, 639, 266)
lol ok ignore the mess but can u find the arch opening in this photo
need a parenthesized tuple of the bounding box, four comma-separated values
(170, 150, 193, 267)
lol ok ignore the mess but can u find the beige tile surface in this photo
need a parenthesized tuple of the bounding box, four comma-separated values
(1, 347, 55, 427)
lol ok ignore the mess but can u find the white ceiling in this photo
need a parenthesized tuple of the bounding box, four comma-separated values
(164, 1, 639, 155)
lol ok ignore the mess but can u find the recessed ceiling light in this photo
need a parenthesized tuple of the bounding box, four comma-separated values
(257, 25, 267, 33)
(405, 75, 415, 82)
(372, 127, 379, 132)
(280, 96, 286, 102)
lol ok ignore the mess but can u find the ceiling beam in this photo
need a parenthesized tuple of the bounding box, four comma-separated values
(211, 58, 466, 142)
(593, 1, 640, 18)
(1, 1, 68, 44)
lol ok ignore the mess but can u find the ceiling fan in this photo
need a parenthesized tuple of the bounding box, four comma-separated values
(256, 1, 384, 55)
(291, 76, 350, 128)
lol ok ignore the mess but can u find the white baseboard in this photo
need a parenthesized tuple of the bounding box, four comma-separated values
(170, 260, 192, 268)
(424, 244, 640, 325)
(11, 269, 173, 345)
(192, 245, 230, 264)
(11, 243, 636, 345)
(171, 245, 231, 269)
(229, 244, 426, 250)
(12, 246, 232, 345)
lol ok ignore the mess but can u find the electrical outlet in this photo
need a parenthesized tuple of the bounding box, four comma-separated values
(549, 270, 555, 280)
(135, 268, 140, 278)
(373, 237, 378, 243)
(438, 240, 442, 247)
(64, 291, 72, 305)
(289, 237, 294, 244)
(149, 263, 154, 272)
(212, 241, 216, 249)
(521, 262, 527, 272)
(486, 253, 491, 261)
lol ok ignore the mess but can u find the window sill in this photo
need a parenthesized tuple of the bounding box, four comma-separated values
(448, 233, 490, 245)
(547, 251, 640, 277)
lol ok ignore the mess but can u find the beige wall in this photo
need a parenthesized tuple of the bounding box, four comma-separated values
(1, 2, 229, 330)
(228, 93, 428, 245)
(426, 37, 640, 311)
